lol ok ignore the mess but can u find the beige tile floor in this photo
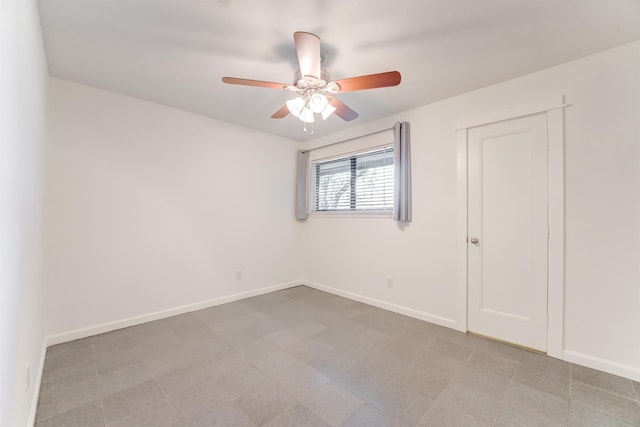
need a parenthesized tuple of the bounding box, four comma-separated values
(36, 286, 640, 426)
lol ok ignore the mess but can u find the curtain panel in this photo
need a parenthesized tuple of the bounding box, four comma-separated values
(393, 121, 412, 222)
(295, 150, 310, 220)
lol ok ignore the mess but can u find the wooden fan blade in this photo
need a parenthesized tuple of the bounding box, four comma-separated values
(222, 77, 287, 90)
(294, 32, 321, 79)
(271, 105, 289, 119)
(333, 71, 401, 92)
(329, 97, 359, 121)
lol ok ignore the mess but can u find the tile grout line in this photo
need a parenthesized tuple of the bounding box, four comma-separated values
(568, 362, 573, 424)
(418, 345, 479, 424)
(572, 378, 640, 402)
(89, 337, 107, 427)
(489, 358, 517, 426)
(102, 331, 181, 426)
(570, 377, 640, 424)
(572, 364, 639, 400)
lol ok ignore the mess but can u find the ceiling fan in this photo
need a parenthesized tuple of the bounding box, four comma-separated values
(222, 31, 401, 132)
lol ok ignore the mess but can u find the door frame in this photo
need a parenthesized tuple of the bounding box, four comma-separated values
(455, 95, 567, 358)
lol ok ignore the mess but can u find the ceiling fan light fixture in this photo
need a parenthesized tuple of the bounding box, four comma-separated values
(299, 107, 315, 123)
(286, 97, 305, 117)
(308, 93, 328, 113)
(222, 32, 401, 131)
(321, 103, 336, 120)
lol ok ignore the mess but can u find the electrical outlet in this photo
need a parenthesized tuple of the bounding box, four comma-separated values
(25, 364, 30, 394)
(386, 278, 394, 288)
(235, 270, 242, 280)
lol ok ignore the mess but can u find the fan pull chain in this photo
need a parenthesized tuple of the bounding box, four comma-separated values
(302, 122, 314, 135)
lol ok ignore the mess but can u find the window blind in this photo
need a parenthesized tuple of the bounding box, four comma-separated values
(313, 147, 394, 212)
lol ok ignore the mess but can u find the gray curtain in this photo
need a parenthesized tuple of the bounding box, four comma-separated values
(295, 150, 310, 220)
(393, 121, 412, 222)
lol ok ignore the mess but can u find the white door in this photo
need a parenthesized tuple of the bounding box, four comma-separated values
(468, 114, 548, 351)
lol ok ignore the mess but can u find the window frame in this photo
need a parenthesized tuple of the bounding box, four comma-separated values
(309, 144, 395, 217)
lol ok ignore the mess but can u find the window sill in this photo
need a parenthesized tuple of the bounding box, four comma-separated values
(308, 211, 393, 219)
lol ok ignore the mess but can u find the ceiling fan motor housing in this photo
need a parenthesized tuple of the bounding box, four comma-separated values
(290, 70, 341, 97)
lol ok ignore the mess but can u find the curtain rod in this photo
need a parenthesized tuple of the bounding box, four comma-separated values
(303, 126, 394, 153)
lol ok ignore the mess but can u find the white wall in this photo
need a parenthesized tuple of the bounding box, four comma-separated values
(45, 78, 302, 337)
(0, 0, 48, 425)
(300, 41, 640, 380)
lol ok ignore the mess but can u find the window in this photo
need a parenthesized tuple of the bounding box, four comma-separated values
(312, 147, 394, 212)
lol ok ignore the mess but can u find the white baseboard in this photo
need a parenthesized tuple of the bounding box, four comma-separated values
(301, 280, 459, 330)
(46, 281, 302, 346)
(27, 336, 48, 426)
(563, 350, 640, 382)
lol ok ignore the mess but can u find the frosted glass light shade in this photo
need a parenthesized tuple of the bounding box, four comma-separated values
(286, 97, 305, 117)
(308, 93, 328, 113)
(299, 107, 315, 123)
(321, 103, 336, 120)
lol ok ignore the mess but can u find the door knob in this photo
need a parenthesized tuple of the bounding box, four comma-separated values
(469, 237, 479, 244)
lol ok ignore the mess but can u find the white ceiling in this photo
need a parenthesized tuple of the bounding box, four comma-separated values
(38, 0, 640, 141)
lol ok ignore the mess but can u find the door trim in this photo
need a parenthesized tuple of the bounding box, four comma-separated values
(455, 95, 566, 359)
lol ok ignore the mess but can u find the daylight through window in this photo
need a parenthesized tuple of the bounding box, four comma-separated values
(312, 147, 394, 212)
